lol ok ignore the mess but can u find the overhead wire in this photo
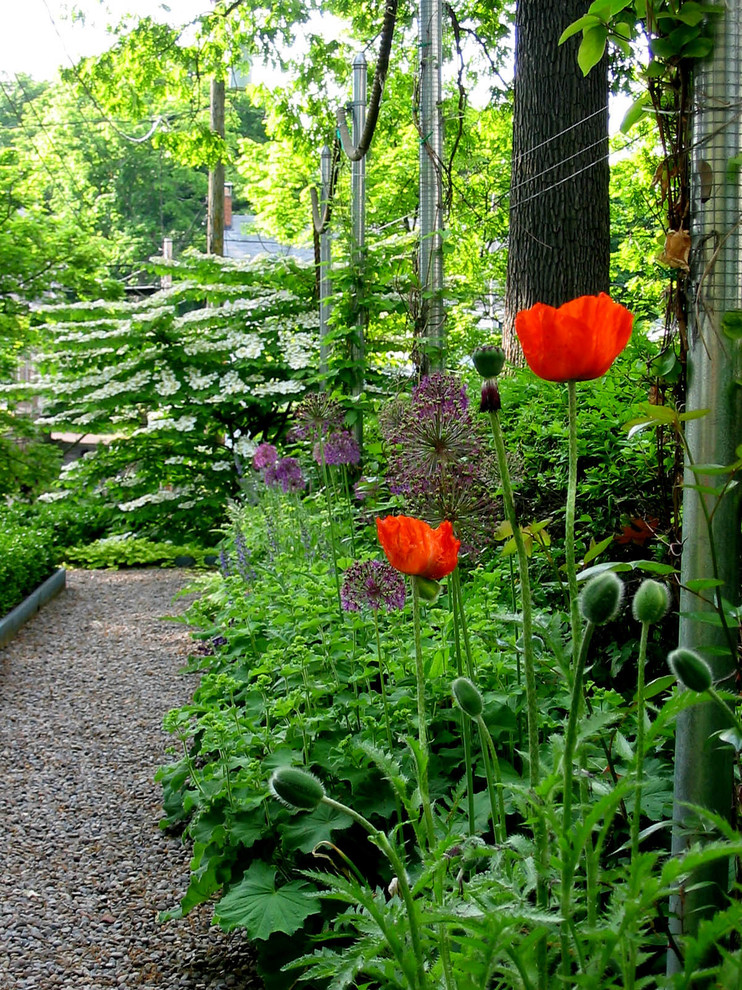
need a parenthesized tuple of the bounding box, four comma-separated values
(0, 77, 92, 225)
(40, 0, 170, 145)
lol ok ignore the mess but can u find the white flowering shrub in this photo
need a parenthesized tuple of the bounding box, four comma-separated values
(28, 252, 319, 540)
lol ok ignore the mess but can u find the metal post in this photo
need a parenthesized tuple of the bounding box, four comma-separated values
(351, 52, 367, 439)
(319, 145, 333, 377)
(668, 1, 742, 969)
(161, 237, 173, 289)
(418, 0, 445, 371)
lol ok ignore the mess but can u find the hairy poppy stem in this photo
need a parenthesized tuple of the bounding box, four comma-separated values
(411, 578, 436, 849)
(566, 380, 582, 658)
(488, 409, 548, 989)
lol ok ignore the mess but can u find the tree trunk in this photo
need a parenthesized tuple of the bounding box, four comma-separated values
(504, 0, 610, 365)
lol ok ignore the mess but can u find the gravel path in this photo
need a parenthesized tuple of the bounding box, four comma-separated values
(0, 569, 262, 990)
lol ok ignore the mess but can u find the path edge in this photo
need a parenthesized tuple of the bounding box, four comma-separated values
(0, 569, 67, 648)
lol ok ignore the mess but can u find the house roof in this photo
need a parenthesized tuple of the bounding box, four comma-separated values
(224, 214, 314, 263)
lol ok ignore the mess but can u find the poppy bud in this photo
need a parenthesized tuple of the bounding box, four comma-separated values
(452, 677, 484, 719)
(472, 345, 506, 379)
(668, 648, 713, 693)
(479, 379, 501, 414)
(579, 571, 624, 625)
(269, 767, 325, 811)
(632, 579, 671, 625)
(413, 575, 442, 602)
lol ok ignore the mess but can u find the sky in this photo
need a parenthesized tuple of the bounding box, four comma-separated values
(0, 1, 632, 132)
(0, 0, 210, 81)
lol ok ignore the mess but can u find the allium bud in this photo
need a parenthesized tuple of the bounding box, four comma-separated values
(452, 677, 484, 719)
(632, 579, 671, 625)
(269, 767, 325, 811)
(413, 575, 442, 603)
(472, 345, 506, 379)
(668, 648, 713, 693)
(479, 379, 501, 414)
(579, 571, 624, 625)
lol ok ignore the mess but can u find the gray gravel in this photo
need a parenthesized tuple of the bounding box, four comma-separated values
(0, 568, 262, 989)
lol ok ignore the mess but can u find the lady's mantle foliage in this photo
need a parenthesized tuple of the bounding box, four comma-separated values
(29, 252, 318, 533)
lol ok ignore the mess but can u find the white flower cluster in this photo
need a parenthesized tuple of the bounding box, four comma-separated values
(155, 369, 181, 396)
(211, 371, 252, 398)
(182, 329, 264, 358)
(186, 367, 219, 390)
(251, 378, 305, 398)
(65, 355, 143, 394)
(292, 310, 321, 330)
(133, 413, 197, 435)
(37, 489, 72, 502)
(164, 456, 187, 466)
(118, 488, 186, 512)
(233, 435, 257, 459)
(211, 461, 232, 472)
(278, 328, 315, 370)
(87, 369, 151, 402)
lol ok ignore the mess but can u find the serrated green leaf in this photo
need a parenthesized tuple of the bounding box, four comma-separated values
(213, 860, 321, 938)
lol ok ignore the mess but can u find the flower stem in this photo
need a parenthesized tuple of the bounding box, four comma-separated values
(373, 610, 394, 753)
(488, 408, 548, 990)
(560, 618, 595, 983)
(411, 577, 436, 849)
(321, 795, 428, 990)
(566, 380, 582, 659)
(476, 714, 507, 843)
(631, 621, 650, 862)
(449, 571, 476, 833)
(318, 436, 343, 618)
(488, 411, 540, 788)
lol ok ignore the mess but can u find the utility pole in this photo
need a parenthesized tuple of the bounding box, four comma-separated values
(418, 0, 445, 372)
(207, 77, 226, 256)
(668, 0, 742, 969)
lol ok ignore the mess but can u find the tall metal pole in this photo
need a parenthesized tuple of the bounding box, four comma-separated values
(207, 77, 225, 256)
(351, 52, 367, 440)
(668, 1, 742, 969)
(319, 145, 333, 378)
(418, 0, 445, 371)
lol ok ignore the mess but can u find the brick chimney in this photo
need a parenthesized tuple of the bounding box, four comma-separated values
(224, 183, 233, 229)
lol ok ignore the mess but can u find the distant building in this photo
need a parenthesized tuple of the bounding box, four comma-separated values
(224, 188, 313, 262)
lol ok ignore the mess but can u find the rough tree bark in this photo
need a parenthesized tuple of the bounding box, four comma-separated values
(504, 0, 610, 364)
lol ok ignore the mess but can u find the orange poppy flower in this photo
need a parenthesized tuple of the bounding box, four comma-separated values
(376, 515, 461, 581)
(514, 293, 634, 383)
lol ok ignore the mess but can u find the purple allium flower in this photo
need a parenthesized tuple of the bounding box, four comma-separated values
(274, 457, 305, 493)
(314, 430, 361, 467)
(380, 373, 500, 553)
(341, 559, 406, 613)
(293, 392, 345, 441)
(253, 443, 278, 471)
